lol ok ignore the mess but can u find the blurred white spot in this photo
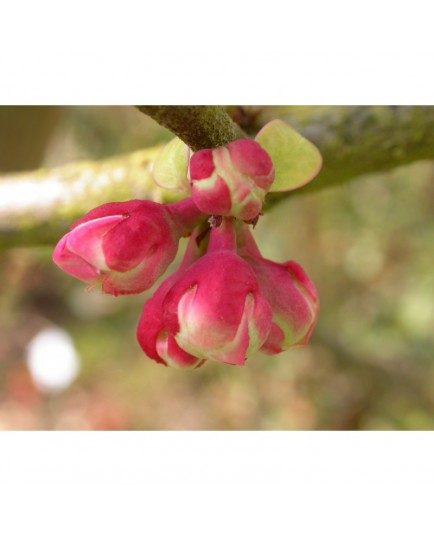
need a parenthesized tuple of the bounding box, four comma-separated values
(26, 327, 80, 394)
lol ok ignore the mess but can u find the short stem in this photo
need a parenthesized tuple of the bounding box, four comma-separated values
(167, 197, 206, 235)
(179, 227, 206, 270)
(208, 217, 237, 252)
(236, 223, 263, 258)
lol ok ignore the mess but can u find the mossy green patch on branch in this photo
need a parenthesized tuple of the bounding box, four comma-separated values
(137, 106, 246, 151)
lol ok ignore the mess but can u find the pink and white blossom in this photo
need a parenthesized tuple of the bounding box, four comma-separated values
(53, 198, 204, 296)
(161, 219, 273, 366)
(238, 225, 319, 354)
(189, 139, 274, 221)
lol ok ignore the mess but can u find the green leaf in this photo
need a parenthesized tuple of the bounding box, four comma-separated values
(255, 119, 322, 192)
(152, 137, 191, 192)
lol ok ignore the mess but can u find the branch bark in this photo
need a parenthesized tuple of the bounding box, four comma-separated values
(0, 147, 183, 249)
(266, 105, 434, 194)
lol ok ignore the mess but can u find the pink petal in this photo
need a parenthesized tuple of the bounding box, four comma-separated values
(67, 215, 125, 269)
(53, 234, 100, 282)
(227, 139, 274, 181)
(102, 206, 177, 272)
(156, 331, 205, 369)
(189, 149, 215, 180)
(70, 200, 146, 229)
(191, 174, 233, 215)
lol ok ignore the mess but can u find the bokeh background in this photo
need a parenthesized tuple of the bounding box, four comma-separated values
(1, 105, 433, 430)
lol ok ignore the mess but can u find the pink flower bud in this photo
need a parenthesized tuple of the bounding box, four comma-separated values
(238, 226, 319, 354)
(53, 198, 204, 296)
(137, 232, 206, 369)
(189, 139, 274, 221)
(161, 219, 273, 366)
(137, 274, 206, 369)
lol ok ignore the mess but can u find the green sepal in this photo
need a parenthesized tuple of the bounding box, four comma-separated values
(255, 119, 322, 192)
(152, 137, 191, 192)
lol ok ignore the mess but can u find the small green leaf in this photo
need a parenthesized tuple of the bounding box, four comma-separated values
(152, 137, 191, 192)
(255, 119, 322, 192)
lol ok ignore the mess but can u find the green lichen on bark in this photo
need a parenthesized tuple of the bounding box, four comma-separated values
(136, 106, 246, 151)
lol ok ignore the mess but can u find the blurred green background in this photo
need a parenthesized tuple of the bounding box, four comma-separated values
(1, 106, 433, 430)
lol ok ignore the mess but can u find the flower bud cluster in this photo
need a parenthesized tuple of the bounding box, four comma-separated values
(53, 136, 319, 368)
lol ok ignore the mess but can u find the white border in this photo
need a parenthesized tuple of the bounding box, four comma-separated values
(1, 432, 434, 534)
(1, 1, 433, 104)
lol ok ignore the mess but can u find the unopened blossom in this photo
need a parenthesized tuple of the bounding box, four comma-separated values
(189, 139, 274, 221)
(137, 232, 206, 369)
(161, 218, 273, 366)
(238, 225, 319, 354)
(53, 198, 204, 296)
